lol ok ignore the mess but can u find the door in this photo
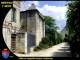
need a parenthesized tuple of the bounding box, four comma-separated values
(11, 34, 16, 53)
(27, 34, 36, 53)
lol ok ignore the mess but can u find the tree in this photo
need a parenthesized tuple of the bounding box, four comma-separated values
(43, 16, 56, 34)
(43, 15, 62, 45)
(34, 15, 63, 51)
(66, 1, 80, 57)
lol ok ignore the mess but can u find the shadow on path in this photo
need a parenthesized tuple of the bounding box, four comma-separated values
(51, 42, 72, 57)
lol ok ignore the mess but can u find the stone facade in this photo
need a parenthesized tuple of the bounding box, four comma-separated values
(60, 26, 68, 39)
(3, 1, 20, 50)
(16, 32, 27, 54)
(20, 3, 45, 46)
(2, 2, 45, 54)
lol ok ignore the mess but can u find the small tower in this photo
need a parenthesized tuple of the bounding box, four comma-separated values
(20, 3, 45, 46)
(28, 3, 36, 10)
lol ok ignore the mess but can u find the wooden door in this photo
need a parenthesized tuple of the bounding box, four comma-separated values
(11, 34, 16, 53)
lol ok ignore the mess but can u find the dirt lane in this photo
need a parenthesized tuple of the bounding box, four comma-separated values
(14, 42, 72, 57)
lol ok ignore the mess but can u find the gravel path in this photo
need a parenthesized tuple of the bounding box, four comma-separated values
(14, 42, 72, 57)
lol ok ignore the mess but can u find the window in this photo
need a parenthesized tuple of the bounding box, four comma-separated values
(11, 8, 16, 22)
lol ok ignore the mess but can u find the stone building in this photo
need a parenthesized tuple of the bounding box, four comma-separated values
(3, 1, 20, 52)
(20, 3, 45, 46)
(60, 25, 68, 39)
(3, 2, 45, 54)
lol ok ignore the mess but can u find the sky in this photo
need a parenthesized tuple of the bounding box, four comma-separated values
(20, 1, 71, 33)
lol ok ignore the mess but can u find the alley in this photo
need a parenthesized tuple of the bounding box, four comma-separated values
(14, 42, 72, 57)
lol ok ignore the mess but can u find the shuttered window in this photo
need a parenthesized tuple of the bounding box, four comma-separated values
(11, 8, 16, 22)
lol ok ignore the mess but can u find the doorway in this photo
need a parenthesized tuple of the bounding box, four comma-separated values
(11, 34, 16, 53)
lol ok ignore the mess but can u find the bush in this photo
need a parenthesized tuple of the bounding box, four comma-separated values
(39, 42, 46, 49)
(55, 33, 63, 44)
(34, 37, 54, 51)
(42, 37, 53, 47)
(34, 46, 41, 51)
(42, 37, 49, 43)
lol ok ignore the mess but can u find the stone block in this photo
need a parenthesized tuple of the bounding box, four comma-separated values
(30, 46, 35, 53)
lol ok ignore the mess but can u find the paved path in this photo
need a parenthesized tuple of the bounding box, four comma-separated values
(14, 42, 72, 57)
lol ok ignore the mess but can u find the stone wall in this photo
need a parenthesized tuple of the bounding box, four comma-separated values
(20, 12, 27, 31)
(13, 2, 20, 30)
(16, 32, 36, 54)
(35, 11, 41, 46)
(16, 32, 27, 54)
(13, 1, 20, 8)
(27, 11, 36, 35)
(20, 10, 45, 46)
(20, 11, 37, 35)
(35, 11, 45, 46)
(2, 1, 20, 50)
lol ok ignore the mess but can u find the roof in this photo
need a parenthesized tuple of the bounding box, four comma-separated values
(28, 3, 36, 10)
(60, 25, 68, 33)
(21, 3, 44, 20)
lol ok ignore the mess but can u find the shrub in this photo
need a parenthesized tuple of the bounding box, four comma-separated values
(39, 42, 46, 49)
(34, 37, 54, 51)
(34, 46, 40, 51)
(40, 37, 53, 49)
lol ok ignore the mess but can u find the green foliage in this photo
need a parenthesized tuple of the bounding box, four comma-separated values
(55, 31, 63, 44)
(34, 15, 63, 51)
(66, 1, 80, 57)
(34, 46, 41, 51)
(43, 15, 57, 34)
(43, 15, 61, 45)
(41, 37, 53, 47)
(34, 37, 53, 51)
